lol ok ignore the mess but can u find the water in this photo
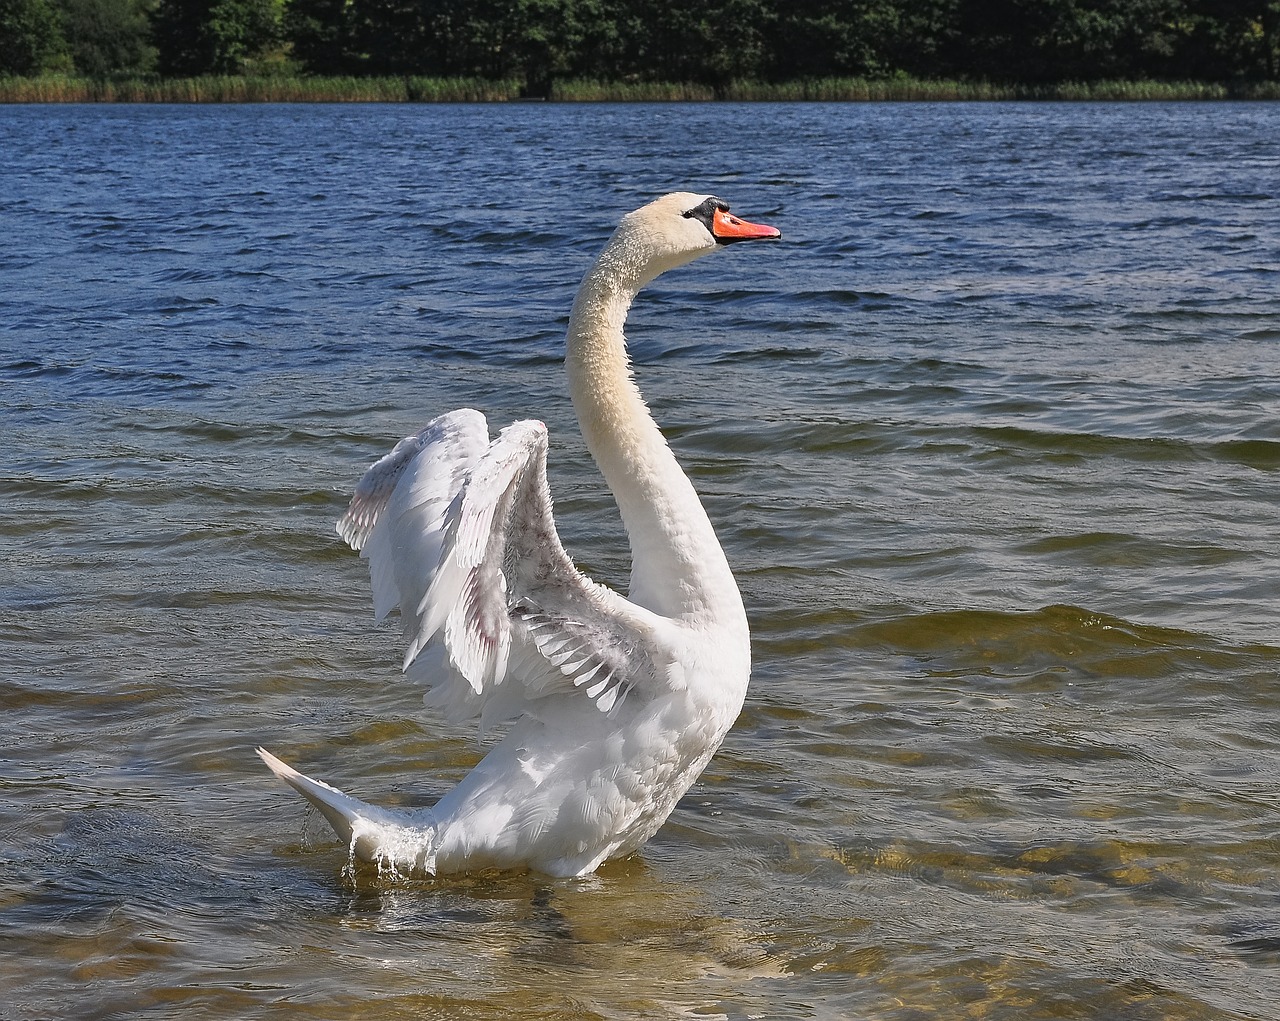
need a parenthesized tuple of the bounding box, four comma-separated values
(2, 100, 1278, 1019)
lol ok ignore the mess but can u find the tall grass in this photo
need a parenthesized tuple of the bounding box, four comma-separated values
(0, 75, 523, 103)
(713, 77, 1280, 101)
(3, 74, 1279, 104)
(549, 79, 717, 101)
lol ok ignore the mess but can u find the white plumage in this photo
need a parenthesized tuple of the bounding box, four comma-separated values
(258, 192, 781, 877)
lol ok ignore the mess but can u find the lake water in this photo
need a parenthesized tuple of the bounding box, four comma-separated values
(2, 100, 1279, 1019)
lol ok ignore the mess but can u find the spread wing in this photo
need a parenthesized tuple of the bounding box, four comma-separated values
(337, 411, 667, 726)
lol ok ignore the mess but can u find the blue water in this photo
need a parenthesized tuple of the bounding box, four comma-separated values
(2, 101, 1279, 1020)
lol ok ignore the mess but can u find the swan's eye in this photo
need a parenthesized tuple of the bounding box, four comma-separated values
(682, 196, 725, 237)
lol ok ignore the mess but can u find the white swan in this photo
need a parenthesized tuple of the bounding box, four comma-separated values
(258, 192, 780, 878)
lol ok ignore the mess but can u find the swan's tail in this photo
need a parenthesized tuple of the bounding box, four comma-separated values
(256, 747, 437, 872)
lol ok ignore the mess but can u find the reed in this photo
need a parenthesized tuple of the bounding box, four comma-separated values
(2, 74, 1278, 104)
(548, 79, 717, 102)
(404, 77, 522, 102)
(710, 77, 1280, 101)
(0, 75, 523, 103)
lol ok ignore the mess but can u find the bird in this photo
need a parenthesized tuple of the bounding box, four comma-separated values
(257, 192, 781, 878)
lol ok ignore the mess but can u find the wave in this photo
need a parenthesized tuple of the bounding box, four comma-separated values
(752, 603, 1278, 684)
(0, 357, 213, 398)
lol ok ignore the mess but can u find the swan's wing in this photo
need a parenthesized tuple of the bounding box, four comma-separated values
(338, 409, 490, 624)
(338, 416, 665, 725)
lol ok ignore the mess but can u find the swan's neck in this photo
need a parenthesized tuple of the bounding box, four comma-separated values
(566, 249, 745, 629)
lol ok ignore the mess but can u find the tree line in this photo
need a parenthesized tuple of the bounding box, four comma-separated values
(3, 0, 1277, 94)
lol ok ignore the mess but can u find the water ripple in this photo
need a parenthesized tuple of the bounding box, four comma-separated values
(2, 101, 1279, 1021)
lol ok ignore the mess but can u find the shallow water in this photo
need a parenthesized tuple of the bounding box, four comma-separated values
(2, 101, 1279, 1019)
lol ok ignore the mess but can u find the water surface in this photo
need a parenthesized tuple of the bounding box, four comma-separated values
(2, 101, 1279, 1019)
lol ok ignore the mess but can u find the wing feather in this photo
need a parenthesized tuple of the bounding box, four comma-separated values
(338, 414, 665, 726)
(338, 409, 489, 624)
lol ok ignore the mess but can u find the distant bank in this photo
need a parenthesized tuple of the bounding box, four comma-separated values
(4, 76, 1280, 104)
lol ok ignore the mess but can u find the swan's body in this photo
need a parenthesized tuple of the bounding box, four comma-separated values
(259, 193, 780, 877)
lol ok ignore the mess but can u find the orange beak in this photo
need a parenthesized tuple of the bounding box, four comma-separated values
(711, 207, 781, 243)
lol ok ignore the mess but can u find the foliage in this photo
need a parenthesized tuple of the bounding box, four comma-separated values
(617, 0, 770, 89)
(281, 0, 1280, 86)
(151, 0, 280, 74)
(1179, 0, 1280, 80)
(54, 0, 155, 76)
(3, 0, 1279, 88)
(0, 0, 68, 74)
(283, 0, 352, 73)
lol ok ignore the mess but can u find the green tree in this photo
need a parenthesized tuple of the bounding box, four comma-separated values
(339, 0, 615, 88)
(764, 0, 960, 80)
(0, 0, 67, 73)
(1179, 0, 1280, 79)
(207, 0, 279, 68)
(55, 0, 156, 76)
(283, 0, 353, 72)
(121, 0, 1280, 83)
(424, 0, 583, 85)
(344, 0, 425, 73)
(618, 0, 769, 89)
(485, 0, 614, 95)
(1032, 0, 1189, 80)
(941, 0, 1056, 81)
(152, 0, 279, 74)
(765, 0, 883, 79)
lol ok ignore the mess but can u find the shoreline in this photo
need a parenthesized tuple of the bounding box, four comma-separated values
(3, 75, 1279, 104)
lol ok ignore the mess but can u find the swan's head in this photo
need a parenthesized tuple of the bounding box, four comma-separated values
(606, 192, 781, 282)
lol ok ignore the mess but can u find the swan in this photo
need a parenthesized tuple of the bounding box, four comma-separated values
(257, 192, 781, 878)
